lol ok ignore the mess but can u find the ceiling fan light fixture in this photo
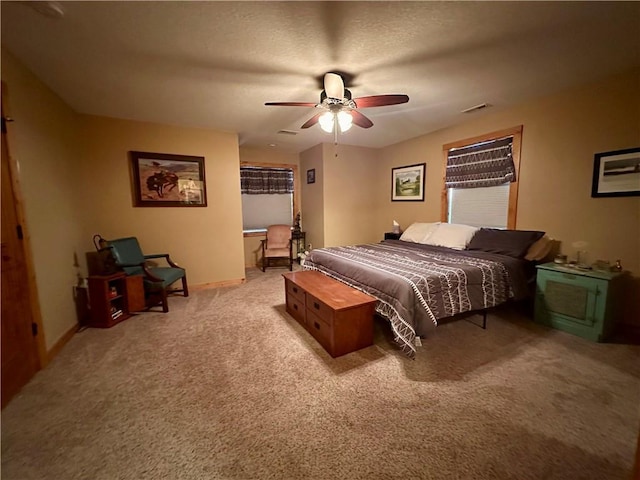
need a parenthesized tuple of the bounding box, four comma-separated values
(324, 73, 344, 100)
(337, 111, 353, 132)
(319, 111, 334, 133)
(266, 71, 408, 133)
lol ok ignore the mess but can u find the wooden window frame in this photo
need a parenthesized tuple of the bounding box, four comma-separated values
(441, 125, 522, 230)
(240, 161, 299, 237)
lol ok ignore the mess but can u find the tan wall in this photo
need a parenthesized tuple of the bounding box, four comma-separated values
(323, 144, 381, 246)
(2, 50, 247, 350)
(300, 144, 324, 250)
(78, 115, 245, 286)
(375, 135, 440, 234)
(244, 236, 263, 268)
(239, 146, 299, 166)
(379, 69, 640, 276)
(239, 147, 299, 267)
(2, 49, 84, 350)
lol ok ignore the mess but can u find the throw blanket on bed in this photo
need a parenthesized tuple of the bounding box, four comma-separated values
(303, 241, 529, 358)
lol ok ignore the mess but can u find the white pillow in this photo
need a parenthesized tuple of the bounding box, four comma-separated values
(424, 223, 479, 250)
(399, 222, 440, 243)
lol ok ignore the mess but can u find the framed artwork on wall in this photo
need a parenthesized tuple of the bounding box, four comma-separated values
(307, 168, 316, 184)
(130, 151, 207, 207)
(591, 147, 640, 198)
(391, 163, 425, 201)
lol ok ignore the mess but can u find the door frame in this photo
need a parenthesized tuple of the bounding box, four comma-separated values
(2, 82, 47, 369)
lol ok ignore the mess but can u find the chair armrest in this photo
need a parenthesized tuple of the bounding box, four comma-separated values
(118, 261, 146, 268)
(144, 253, 181, 268)
(141, 264, 165, 283)
(113, 260, 164, 282)
(144, 253, 169, 260)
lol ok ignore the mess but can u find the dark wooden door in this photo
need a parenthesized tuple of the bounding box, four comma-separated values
(1, 114, 40, 408)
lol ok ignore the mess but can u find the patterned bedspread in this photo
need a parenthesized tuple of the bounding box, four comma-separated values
(302, 240, 531, 358)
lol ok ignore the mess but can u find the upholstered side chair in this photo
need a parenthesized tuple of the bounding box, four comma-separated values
(107, 237, 188, 312)
(261, 225, 293, 272)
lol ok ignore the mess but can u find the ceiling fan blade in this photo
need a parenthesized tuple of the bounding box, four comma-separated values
(353, 94, 409, 108)
(265, 102, 317, 107)
(301, 112, 323, 129)
(324, 73, 344, 100)
(351, 110, 374, 129)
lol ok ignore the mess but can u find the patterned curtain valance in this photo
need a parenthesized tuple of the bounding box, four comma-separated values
(240, 167, 294, 194)
(445, 136, 515, 189)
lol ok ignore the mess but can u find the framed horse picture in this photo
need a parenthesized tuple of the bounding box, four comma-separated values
(129, 151, 207, 207)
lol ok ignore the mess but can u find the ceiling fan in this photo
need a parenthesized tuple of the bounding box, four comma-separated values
(265, 73, 409, 134)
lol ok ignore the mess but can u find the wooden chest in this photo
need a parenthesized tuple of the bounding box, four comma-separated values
(282, 271, 376, 357)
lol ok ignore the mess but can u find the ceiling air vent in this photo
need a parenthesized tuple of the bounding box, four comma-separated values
(461, 103, 490, 114)
(277, 130, 298, 136)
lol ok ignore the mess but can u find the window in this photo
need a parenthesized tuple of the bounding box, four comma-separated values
(448, 183, 510, 228)
(240, 164, 298, 234)
(441, 126, 522, 229)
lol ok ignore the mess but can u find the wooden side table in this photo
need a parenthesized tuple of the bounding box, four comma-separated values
(125, 274, 146, 312)
(384, 232, 402, 240)
(292, 230, 306, 263)
(87, 273, 131, 328)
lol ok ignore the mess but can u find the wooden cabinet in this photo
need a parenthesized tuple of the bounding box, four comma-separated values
(88, 273, 131, 328)
(534, 263, 625, 342)
(283, 271, 376, 357)
(125, 274, 146, 312)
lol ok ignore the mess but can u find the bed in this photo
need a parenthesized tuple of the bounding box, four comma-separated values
(302, 223, 549, 358)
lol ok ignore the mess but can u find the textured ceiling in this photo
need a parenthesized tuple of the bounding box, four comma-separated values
(2, 1, 639, 153)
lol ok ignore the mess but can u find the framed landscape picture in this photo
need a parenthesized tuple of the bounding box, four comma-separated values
(130, 151, 207, 207)
(391, 163, 425, 201)
(591, 147, 640, 198)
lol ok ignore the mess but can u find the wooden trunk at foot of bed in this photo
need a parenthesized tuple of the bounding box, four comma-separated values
(282, 271, 376, 358)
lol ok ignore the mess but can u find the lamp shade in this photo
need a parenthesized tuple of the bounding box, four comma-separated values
(337, 111, 352, 132)
(319, 110, 353, 134)
(319, 112, 334, 133)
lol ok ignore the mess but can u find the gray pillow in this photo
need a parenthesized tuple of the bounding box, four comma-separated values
(466, 228, 545, 258)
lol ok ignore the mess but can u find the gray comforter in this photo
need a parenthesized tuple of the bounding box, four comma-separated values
(302, 240, 531, 358)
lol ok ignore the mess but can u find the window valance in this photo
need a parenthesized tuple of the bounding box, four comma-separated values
(445, 136, 515, 189)
(240, 167, 294, 194)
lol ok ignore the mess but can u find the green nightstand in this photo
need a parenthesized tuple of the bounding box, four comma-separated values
(534, 263, 625, 342)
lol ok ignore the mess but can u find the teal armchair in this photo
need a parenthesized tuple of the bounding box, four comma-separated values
(107, 237, 188, 312)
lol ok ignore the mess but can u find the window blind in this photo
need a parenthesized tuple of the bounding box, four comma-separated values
(240, 167, 293, 194)
(240, 166, 294, 231)
(242, 193, 293, 231)
(446, 136, 515, 189)
(448, 183, 510, 228)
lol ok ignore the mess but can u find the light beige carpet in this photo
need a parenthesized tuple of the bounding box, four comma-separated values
(2, 266, 639, 480)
